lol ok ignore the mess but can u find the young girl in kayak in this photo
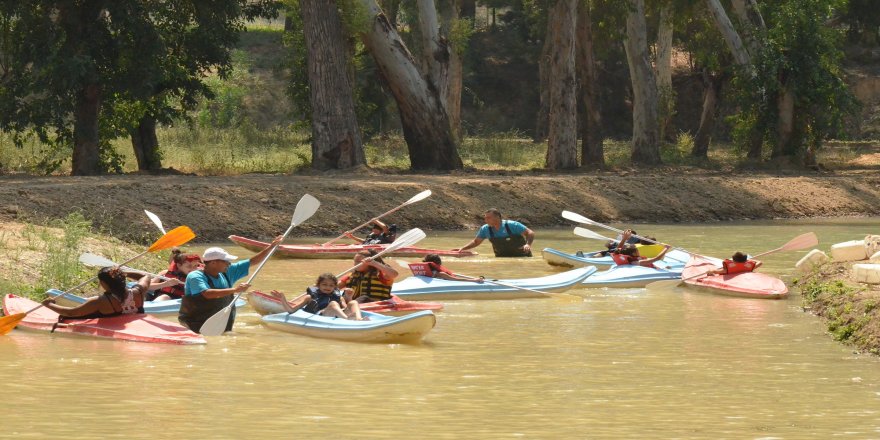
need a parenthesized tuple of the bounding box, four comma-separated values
(409, 254, 484, 283)
(148, 250, 202, 302)
(344, 218, 397, 245)
(270, 273, 364, 320)
(707, 252, 763, 275)
(611, 229, 671, 268)
(340, 249, 399, 303)
(41, 266, 163, 318)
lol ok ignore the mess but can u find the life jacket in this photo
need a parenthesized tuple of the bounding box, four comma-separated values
(408, 262, 453, 277)
(154, 269, 186, 300)
(363, 232, 395, 245)
(611, 252, 642, 266)
(722, 259, 757, 275)
(178, 271, 235, 334)
(487, 221, 531, 257)
(343, 270, 392, 301)
(302, 286, 344, 314)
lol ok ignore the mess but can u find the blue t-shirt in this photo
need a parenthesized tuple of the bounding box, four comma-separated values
(185, 260, 251, 297)
(476, 220, 527, 240)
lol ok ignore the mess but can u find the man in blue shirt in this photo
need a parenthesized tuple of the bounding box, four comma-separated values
(452, 208, 535, 257)
(178, 236, 282, 333)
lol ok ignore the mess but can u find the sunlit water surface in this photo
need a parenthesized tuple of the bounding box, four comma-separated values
(2, 218, 880, 439)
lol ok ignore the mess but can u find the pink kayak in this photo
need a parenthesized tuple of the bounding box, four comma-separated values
(247, 290, 443, 317)
(681, 257, 788, 299)
(229, 235, 477, 260)
(2, 294, 206, 345)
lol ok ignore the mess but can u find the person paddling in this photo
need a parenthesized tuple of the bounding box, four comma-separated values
(611, 229, 671, 268)
(452, 208, 535, 257)
(410, 254, 484, 283)
(339, 249, 399, 303)
(707, 252, 763, 275)
(344, 218, 397, 245)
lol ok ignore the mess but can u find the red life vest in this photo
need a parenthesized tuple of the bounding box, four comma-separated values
(408, 262, 452, 277)
(611, 253, 641, 266)
(722, 259, 757, 274)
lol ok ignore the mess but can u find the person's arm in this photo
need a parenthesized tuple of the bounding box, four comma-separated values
(752, 260, 763, 270)
(270, 291, 310, 313)
(42, 296, 104, 318)
(148, 277, 180, 291)
(521, 227, 535, 253)
(617, 230, 633, 250)
(639, 245, 671, 267)
(371, 218, 389, 233)
(344, 232, 364, 243)
(248, 235, 285, 268)
(453, 237, 484, 252)
(186, 272, 249, 300)
(436, 272, 484, 283)
(364, 258, 399, 281)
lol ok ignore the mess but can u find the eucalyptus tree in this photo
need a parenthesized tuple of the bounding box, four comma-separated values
(576, 0, 604, 166)
(624, 0, 661, 165)
(543, 0, 578, 170)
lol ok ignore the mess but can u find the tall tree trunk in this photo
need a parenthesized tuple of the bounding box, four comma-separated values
(773, 81, 795, 159)
(705, 0, 751, 66)
(624, 0, 661, 165)
(544, 0, 578, 169)
(533, 36, 552, 142)
(71, 83, 101, 176)
(358, 0, 462, 170)
(439, 0, 463, 141)
(301, 0, 365, 170)
(656, 4, 675, 142)
(130, 115, 162, 171)
(692, 69, 722, 157)
(576, 0, 603, 167)
(731, 0, 765, 56)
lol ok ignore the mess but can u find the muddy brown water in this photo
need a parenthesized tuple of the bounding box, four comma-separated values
(2, 219, 880, 438)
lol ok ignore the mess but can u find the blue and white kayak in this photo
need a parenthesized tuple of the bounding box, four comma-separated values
(542, 247, 691, 269)
(391, 266, 597, 300)
(580, 264, 683, 289)
(47, 289, 247, 316)
(261, 310, 436, 344)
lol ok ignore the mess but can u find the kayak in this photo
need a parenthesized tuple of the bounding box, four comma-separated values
(47, 289, 247, 316)
(2, 294, 206, 345)
(391, 266, 597, 300)
(541, 247, 691, 269)
(581, 264, 683, 288)
(681, 256, 788, 299)
(261, 309, 436, 344)
(230, 235, 477, 260)
(247, 290, 443, 317)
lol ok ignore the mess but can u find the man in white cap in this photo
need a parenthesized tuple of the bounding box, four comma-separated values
(178, 236, 283, 333)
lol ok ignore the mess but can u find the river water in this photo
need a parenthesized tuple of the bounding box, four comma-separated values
(2, 218, 880, 439)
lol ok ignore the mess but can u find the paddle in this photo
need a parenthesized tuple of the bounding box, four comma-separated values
(322, 189, 432, 246)
(573, 227, 613, 241)
(645, 232, 819, 291)
(395, 260, 553, 296)
(0, 225, 196, 335)
(144, 210, 167, 234)
(199, 194, 320, 337)
(334, 228, 427, 279)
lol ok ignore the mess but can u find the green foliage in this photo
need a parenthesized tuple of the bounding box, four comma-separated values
(38, 212, 93, 295)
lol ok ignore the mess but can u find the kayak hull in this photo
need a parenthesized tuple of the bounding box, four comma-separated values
(247, 290, 443, 317)
(392, 266, 597, 300)
(2, 294, 206, 345)
(581, 265, 683, 288)
(230, 235, 477, 260)
(261, 310, 435, 344)
(48, 289, 247, 316)
(681, 257, 788, 299)
(542, 247, 691, 269)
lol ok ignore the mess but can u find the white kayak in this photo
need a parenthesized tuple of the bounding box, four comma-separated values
(541, 247, 691, 269)
(261, 310, 436, 344)
(580, 264, 683, 288)
(48, 289, 247, 316)
(391, 266, 597, 300)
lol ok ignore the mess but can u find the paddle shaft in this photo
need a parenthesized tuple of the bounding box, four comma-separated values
(335, 229, 426, 278)
(225, 223, 296, 307)
(322, 191, 430, 246)
(451, 272, 551, 295)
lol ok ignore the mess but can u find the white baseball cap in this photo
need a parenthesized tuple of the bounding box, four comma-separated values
(202, 247, 238, 263)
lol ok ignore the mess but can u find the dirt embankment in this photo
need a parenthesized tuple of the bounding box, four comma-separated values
(0, 170, 879, 243)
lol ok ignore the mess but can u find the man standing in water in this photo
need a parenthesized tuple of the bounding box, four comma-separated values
(452, 208, 535, 257)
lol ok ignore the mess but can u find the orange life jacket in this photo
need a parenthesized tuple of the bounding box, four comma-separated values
(408, 262, 452, 277)
(722, 259, 757, 274)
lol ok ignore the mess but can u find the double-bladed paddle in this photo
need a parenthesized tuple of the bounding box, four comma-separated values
(199, 194, 320, 337)
(396, 260, 553, 296)
(644, 232, 819, 291)
(334, 228, 427, 279)
(0, 225, 196, 335)
(322, 190, 432, 246)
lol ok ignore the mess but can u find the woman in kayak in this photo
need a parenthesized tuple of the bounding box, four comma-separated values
(707, 252, 763, 275)
(148, 250, 202, 302)
(409, 254, 484, 283)
(344, 219, 397, 245)
(41, 266, 168, 318)
(340, 249, 399, 303)
(270, 273, 365, 320)
(611, 229, 671, 268)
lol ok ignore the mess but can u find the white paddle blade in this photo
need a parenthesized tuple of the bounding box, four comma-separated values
(383, 228, 427, 254)
(573, 227, 611, 241)
(198, 307, 233, 337)
(561, 210, 593, 225)
(291, 194, 321, 227)
(79, 253, 117, 268)
(144, 210, 167, 234)
(405, 189, 432, 205)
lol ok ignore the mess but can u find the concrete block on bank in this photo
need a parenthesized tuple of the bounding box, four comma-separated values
(796, 249, 829, 272)
(871, 250, 880, 262)
(866, 235, 880, 256)
(853, 264, 880, 284)
(831, 240, 867, 262)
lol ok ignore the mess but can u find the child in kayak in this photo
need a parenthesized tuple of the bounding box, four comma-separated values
(340, 249, 399, 303)
(148, 250, 203, 302)
(707, 252, 762, 275)
(344, 219, 397, 245)
(612, 229, 671, 268)
(270, 273, 365, 320)
(409, 254, 484, 283)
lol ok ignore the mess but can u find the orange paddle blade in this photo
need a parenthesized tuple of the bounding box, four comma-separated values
(147, 225, 196, 252)
(0, 313, 25, 335)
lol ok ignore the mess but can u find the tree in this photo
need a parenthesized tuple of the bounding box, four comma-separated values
(623, 0, 661, 164)
(576, 0, 604, 166)
(543, 0, 578, 169)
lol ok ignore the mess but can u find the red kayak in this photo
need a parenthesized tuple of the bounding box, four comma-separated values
(247, 290, 443, 317)
(229, 235, 477, 260)
(681, 257, 788, 299)
(2, 294, 206, 345)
